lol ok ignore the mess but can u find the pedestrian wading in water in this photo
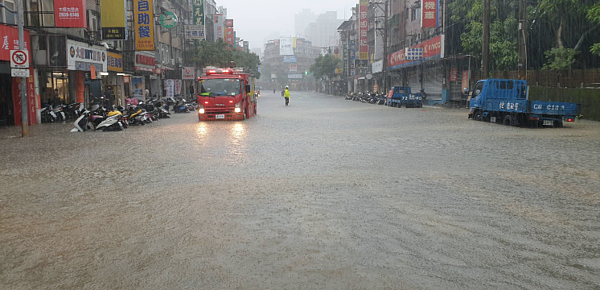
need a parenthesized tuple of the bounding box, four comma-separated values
(284, 86, 290, 106)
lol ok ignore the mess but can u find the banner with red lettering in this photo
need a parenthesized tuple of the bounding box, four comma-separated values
(359, 0, 369, 60)
(421, 0, 439, 28)
(54, 0, 87, 28)
(388, 35, 444, 70)
(0, 24, 30, 61)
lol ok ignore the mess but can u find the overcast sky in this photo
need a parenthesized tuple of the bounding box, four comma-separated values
(216, 0, 359, 51)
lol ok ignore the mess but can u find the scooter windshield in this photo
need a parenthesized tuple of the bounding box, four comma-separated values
(199, 79, 241, 97)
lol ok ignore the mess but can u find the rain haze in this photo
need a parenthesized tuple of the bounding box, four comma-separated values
(216, 0, 359, 49)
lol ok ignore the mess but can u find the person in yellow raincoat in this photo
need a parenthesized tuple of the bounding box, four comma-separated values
(284, 86, 290, 106)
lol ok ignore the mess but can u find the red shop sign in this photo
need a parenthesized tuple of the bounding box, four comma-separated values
(54, 0, 87, 28)
(136, 54, 156, 66)
(0, 24, 30, 61)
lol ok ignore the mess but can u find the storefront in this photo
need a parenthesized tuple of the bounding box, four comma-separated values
(387, 35, 445, 103)
(371, 60, 383, 93)
(0, 24, 35, 127)
(104, 51, 125, 106)
(66, 39, 107, 106)
(134, 51, 158, 99)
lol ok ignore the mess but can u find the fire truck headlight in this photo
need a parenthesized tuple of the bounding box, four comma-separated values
(234, 107, 241, 113)
(199, 108, 205, 114)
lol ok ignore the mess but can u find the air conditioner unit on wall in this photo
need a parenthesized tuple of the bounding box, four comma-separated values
(176, 57, 182, 64)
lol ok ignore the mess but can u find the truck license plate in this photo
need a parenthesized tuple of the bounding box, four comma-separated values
(543, 120, 553, 126)
(215, 115, 225, 119)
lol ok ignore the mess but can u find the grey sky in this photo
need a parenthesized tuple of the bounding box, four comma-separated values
(216, 0, 359, 52)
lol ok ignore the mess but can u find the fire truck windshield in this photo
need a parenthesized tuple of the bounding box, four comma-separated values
(199, 79, 241, 96)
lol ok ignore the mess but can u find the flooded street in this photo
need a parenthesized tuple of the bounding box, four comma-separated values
(1, 91, 600, 289)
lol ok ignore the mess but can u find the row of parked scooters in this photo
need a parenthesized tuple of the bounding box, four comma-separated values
(62, 96, 197, 132)
(345, 92, 387, 105)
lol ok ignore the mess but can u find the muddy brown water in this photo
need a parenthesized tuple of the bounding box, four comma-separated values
(1, 92, 600, 289)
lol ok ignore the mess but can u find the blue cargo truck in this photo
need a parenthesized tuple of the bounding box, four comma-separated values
(386, 86, 424, 108)
(468, 79, 580, 127)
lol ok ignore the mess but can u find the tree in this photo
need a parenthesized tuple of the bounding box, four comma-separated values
(449, 0, 518, 71)
(192, 40, 261, 79)
(539, 0, 600, 69)
(192, 39, 233, 68)
(232, 50, 261, 79)
(310, 54, 340, 81)
(589, 2, 600, 56)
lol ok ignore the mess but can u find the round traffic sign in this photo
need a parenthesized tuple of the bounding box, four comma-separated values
(160, 11, 178, 29)
(12, 50, 28, 66)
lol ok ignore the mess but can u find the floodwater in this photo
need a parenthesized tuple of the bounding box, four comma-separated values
(1, 92, 600, 289)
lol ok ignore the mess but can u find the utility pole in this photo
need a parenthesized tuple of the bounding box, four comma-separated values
(481, 0, 490, 79)
(17, 0, 28, 137)
(481, 0, 490, 78)
(382, 0, 388, 93)
(518, 0, 527, 79)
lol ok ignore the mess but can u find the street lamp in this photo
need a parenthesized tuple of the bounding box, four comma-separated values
(0, 0, 28, 137)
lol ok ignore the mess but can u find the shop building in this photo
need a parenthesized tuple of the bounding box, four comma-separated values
(0, 24, 36, 127)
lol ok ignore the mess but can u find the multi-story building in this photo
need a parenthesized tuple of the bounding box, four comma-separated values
(336, 0, 456, 103)
(262, 38, 320, 91)
(0, 0, 250, 127)
(294, 9, 316, 39)
(304, 12, 343, 48)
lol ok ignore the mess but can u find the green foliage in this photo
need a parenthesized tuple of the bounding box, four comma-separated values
(310, 54, 340, 80)
(589, 3, 600, 55)
(193, 39, 233, 68)
(592, 44, 600, 56)
(542, 47, 578, 70)
(192, 40, 261, 78)
(232, 50, 261, 79)
(449, 0, 518, 71)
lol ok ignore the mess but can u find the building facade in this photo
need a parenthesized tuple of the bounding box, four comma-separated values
(0, 0, 250, 127)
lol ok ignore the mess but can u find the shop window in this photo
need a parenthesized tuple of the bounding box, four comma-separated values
(40, 0, 54, 27)
(41, 72, 69, 105)
(0, 0, 16, 25)
(411, 7, 421, 22)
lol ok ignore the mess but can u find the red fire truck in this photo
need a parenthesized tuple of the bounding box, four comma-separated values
(197, 68, 257, 121)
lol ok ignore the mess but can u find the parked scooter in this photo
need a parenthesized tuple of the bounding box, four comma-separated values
(40, 105, 58, 123)
(95, 111, 124, 131)
(71, 110, 90, 132)
(174, 98, 191, 113)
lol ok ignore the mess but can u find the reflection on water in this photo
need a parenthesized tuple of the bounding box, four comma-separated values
(229, 123, 247, 158)
(231, 123, 245, 139)
(194, 122, 247, 160)
(196, 122, 209, 139)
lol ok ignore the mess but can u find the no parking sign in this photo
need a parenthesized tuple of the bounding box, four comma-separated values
(10, 50, 29, 68)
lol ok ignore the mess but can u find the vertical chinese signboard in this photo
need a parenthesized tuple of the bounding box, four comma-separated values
(193, 0, 204, 25)
(134, 0, 155, 51)
(101, 0, 126, 39)
(359, 0, 369, 60)
(214, 14, 224, 40)
(421, 0, 439, 28)
(54, 0, 87, 28)
(225, 28, 235, 46)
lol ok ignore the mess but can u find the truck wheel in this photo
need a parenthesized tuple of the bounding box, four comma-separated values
(474, 111, 483, 121)
(503, 115, 513, 126)
(553, 120, 563, 128)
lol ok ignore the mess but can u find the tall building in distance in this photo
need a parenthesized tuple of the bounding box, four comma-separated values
(303, 12, 344, 48)
(295, 9, 317, 38)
